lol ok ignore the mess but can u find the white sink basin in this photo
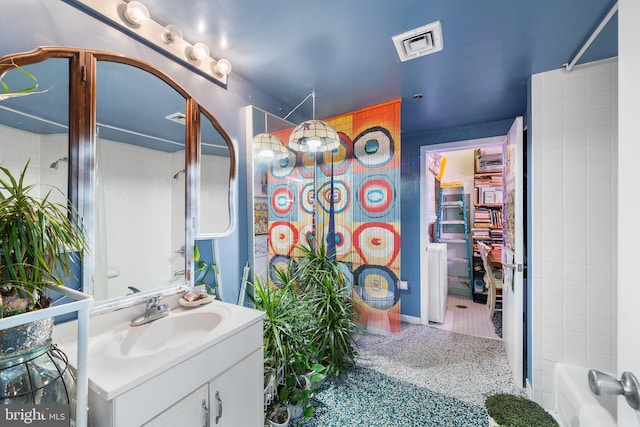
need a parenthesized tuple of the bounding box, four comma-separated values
(90, 306, 228, 359)
(56, 299, 264, 400)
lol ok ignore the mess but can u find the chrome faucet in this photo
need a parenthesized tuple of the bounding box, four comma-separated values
(130, 295, 170, 326)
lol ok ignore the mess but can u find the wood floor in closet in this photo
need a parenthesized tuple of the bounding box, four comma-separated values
(429, 293, 500, 340)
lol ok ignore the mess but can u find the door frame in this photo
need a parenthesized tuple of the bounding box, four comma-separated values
(419, 136, 504, 325)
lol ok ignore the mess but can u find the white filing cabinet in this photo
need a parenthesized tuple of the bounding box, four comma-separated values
(427, 243, 448, 323)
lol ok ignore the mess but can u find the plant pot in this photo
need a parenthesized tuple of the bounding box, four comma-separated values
(287, 376, 312, 420)
(266, 403, 290, 427)
(287, 402, 304, 420)
(0, 317, 54, 358)
(0, 317, 77, 422)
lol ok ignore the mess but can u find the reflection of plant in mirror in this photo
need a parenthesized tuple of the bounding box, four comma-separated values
(0, 62, 48, 101)
(194, 244, 219, 300)
(0, 162, 87, 318)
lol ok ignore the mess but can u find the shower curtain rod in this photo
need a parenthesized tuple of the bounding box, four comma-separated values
(564, 1, 618, 72)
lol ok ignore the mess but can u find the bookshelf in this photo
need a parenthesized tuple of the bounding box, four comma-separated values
(472, 148, 503, 301)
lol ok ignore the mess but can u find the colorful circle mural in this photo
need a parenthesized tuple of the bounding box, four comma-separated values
(319, 132, 352, 176)
(299, 224, 315, 246)
(353, 264, 398, 309)
(271, 185, 295, 217)
(269, 255, 293, 282)
(356, 175, 394, 217)
(271, 151, 297, 179)
(353, 126, 394, 168)
(269, 221, 299, 256)
(300, 182, 316, 214)
(323, 224, 352, 257)
(298, 151, 317, 179)
(352, 222, 400, 267)
(317, 179, 350, 214)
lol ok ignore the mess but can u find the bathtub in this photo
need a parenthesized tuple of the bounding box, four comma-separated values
(555, 363, 617, 427)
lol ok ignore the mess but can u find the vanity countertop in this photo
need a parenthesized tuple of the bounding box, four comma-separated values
(54, 299, 264, 400)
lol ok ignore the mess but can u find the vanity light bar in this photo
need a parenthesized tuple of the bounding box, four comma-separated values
(65, 0, 231, 86)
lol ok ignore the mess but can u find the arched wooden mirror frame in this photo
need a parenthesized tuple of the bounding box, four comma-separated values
(0, 46, 236, 309)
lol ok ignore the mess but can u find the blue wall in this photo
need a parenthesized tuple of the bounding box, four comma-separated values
(399, 119, 514, 318)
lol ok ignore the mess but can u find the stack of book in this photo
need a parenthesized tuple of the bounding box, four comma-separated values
(472, 228, 491, 240)
(474, 208, 502, 228)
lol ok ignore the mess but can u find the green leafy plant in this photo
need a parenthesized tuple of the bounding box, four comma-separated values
(304, 274, 358, 375)
(0, 162, 87, 318)
(194, 244, 219, 299)
(247, 275, 303, 378)
(251, 238, 356, 420)
(485, 393, 558, 427)
(0, 62, 48, 101)
(293, 238, 358, 376)
(294, 237, 347, 294)
(280, 351, 326, 419)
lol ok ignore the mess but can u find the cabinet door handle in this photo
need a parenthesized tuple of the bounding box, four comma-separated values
(215, 391, 223, 424)
(202, 399, 210, 427)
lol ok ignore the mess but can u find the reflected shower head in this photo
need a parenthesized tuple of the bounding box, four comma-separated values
(49, 157, 68, 170)
(173, 169, 186, 180)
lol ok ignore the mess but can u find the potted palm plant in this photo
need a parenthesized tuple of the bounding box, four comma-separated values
(0, 161, 87, 354)
(248, 274, 299, 425)
(293, 238, 358, 376)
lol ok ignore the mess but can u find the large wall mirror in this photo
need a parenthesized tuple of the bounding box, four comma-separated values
(198, 111, 234, 237)
(0, 47, 235, 308)
(0, 58, 70, 208)
(94, 60, 187, 301)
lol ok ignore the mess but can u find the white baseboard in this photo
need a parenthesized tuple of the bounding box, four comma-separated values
(400, 314, 423, 324)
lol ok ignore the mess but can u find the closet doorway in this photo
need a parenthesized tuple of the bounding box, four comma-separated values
(419, 117, 527, 389)
(419, 136, 505, 341)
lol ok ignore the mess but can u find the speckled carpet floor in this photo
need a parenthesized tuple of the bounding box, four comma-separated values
(291, 366, 489, 426)
(291, 323, 524, 426)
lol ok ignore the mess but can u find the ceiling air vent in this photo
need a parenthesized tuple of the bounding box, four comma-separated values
(165, 112, 186, 125)
(392, 20, 443, 62)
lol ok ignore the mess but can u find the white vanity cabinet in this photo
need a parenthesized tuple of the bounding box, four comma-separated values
(209, 349, 263, 426)
(143, 384, 209, 426)
(144, 350, 262, 427)
(84, 303, 264, 427)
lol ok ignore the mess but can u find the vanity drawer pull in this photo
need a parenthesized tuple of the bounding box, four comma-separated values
(202, 399, 209, 427)
(215, 391, 223, 424)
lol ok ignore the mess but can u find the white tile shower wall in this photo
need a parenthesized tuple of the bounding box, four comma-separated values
(40, 134, 70, 205)
(99, 138, 175, 298)
(170, 151, 186, 280)
(0, 125, 68, 201)
(0, 124, 43, 193)
(531, 58, 617, 410)
(0, 125, 184, 300)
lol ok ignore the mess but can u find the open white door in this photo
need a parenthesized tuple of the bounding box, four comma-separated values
(618, 1, 640, 424)
(502, 116, 524, 387)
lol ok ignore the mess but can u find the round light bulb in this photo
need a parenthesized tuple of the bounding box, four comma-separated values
(307, 138, 321, 152)
(189, 42, 210, 61)
(162, 25, 183, 44)
(259, 149, 275, 159)
(213, 58, 232, 76)
(124, 1, 149, 25)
